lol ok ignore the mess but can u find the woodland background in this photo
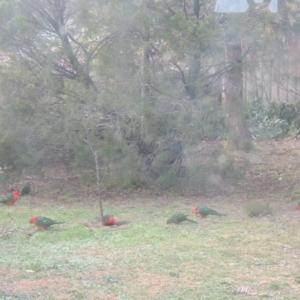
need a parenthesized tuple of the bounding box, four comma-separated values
(0, 0, 300, 192)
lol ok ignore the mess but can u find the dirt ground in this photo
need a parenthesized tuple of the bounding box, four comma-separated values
(5, 138, 300, 219)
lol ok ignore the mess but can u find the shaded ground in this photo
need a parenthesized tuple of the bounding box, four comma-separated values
(4, 138, 300, 205)
(1, 139, 300, 299)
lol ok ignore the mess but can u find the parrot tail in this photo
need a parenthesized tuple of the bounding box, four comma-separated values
(186, 218, 198, 223)
(215, 213, 226, 217)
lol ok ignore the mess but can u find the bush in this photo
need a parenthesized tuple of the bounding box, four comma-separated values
(183, 145, 247, 194)
(246, 101, 295, 140)
(246, 202, 272, 217)
(0, 136, 31, 170)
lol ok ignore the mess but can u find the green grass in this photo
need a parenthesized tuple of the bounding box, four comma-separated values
(0, 199, 300, 299)
(246, 202, 273, 217)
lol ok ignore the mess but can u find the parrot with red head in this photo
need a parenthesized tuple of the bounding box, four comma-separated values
(29, 216, 65, 230)
(192, 206, 226, 218)
(294, 199, 300, 210)
(0, 190, 19, 205)
(102, 214, 116, 226)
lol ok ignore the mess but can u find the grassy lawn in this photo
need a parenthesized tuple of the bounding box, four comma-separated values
(1, 194, 300, 300)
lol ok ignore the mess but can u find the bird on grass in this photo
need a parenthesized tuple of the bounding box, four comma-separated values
(0, 190, 19, 205)
(192, 206, 226, 218)
(29, 216, 65, 230)
(167, 213, 198, 224)
(102, 214, 116, 226)
(294, 199, 300, 210)
(21, 183, 31, 196)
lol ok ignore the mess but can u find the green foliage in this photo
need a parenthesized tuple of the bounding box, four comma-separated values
(184, 149, 246, 193)
(0, 0, 293, 191)
(0, 0, 223, 190)
(72, 144, 94, 168)
(246, 202, 272, 218)
(246, 101, 297, 140)
(0, 136, 31, 170)
(150, 159, 183, 189)
(179, 98, 226, 142)
(107, 151, 142, 190)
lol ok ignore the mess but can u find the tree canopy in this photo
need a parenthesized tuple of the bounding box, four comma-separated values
(0, 0, 298, 189)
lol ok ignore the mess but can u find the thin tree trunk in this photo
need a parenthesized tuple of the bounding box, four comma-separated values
(193, 0, 200, 18)
(261, 54, 264, 102)
(224, 35, 251, 151)
(93, 151, 103, 220)
(269, 59, 272, 103)
(286, 60, 289, 102)
(186, 0, 201, 100)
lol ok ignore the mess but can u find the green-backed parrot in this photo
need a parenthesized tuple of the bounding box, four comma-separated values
(29, 216, 65, 230)
(192, 206, 226, 218)
(167, 213, 198, 224)
(103, 214, 116, 226)
(0, 190, 19, 205)
(21, 183, 31, 196)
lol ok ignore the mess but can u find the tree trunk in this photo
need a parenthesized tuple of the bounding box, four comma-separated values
(193, 0, 200, 18)
(186, 0, 201, 100)
(224, 37, 251, 151)
(187, 53, 201, 99)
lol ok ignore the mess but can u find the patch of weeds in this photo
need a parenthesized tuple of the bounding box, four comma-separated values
(0, 233, 15, 240)
(103, 275, 119, 283)
(57, 191, 78, 201)
(269, 282, 280, 290)
(79, 173, 96, 189)
(0, 291, 34, 299)
(169, 272, 180, 277)
(246, 202, 272, 217)
(72, 292, 87, 299)
(295, 276, 300, 284)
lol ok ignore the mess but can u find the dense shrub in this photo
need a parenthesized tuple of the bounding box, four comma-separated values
(246, 101, 299, 140)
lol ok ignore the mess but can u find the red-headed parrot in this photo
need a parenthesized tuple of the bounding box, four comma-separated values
(167, 213, 198, 224)
(294, 199, 300, 210)
(0, 190, 19, 205)
(103, 214, 116, 226)
(29, 216, 65, 230)
(192, 206, 226, 218)
(21, 183, 31, 196)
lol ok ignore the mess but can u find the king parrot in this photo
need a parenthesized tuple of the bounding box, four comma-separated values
(102, 214, 116, 226)
(21, 183, 31, 196)
(167, 213, 198, 224)
(0, 190, 19, 205)
(29, 216, 65, 230)
(294, 199, 300, 210)
(192, 206, 226, 218)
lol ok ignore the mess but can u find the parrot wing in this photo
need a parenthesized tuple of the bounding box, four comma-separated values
(0, 195, 13, 203)
(167, 214, 180, 224)
(36, 217, 65, 227)
(103, 214, 114, 221)
(176, 213, 189, 222)
(198, 206, 226, 216)
(21, 184, 31, 196)
(295, 199, 300, 205)
(167, 213, 197, 224)
(185, 218, 198, 223)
